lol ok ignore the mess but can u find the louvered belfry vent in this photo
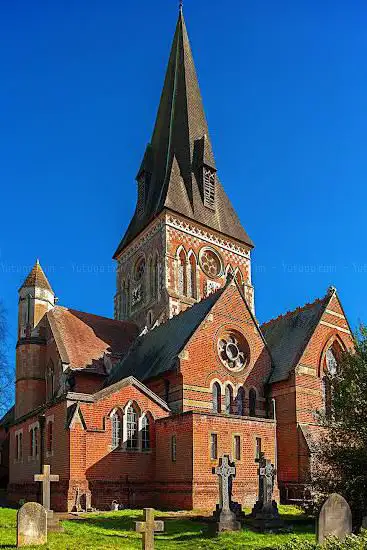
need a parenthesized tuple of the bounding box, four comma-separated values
(203, 166, 216, 209)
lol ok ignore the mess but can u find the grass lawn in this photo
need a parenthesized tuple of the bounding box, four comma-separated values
(0, 505, 315, 549)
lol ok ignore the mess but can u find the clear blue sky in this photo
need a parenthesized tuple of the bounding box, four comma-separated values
(1, 0, 366, 363)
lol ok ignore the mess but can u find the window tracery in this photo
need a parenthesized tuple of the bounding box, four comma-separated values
(203, 166, 216, 209)
(126, 405, 138, 450)
(217, 331, 249, 372)
(200, 248, 222, 278)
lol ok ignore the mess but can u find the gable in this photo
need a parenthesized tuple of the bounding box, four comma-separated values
(180, 281, 272, 389)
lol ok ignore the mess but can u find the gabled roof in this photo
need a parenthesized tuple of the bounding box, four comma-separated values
(47, 306, 139, 370)
(105, 287, 225, 387)
(262, 292, 331, 384)
(113, 10, 253, 258)
(0, 405, 14, 429)
(19, 260, 54, 293)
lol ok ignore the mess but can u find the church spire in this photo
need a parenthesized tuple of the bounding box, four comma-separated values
(114, 9, 253, 258)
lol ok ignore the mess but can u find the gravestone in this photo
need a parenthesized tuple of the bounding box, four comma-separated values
(135, 508, 164, 550)
(212, 454, 241, 532)
(317, 493, 352, 544)
(250, 452, 283, 531)
(17, 502, 47, 547)
(34, 464, 61, 531)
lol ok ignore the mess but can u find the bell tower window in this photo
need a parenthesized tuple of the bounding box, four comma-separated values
(203, 166, 216, 209)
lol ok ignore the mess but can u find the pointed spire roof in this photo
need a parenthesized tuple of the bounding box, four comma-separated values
(19, 259, 54, 293)
(114, 10, 253, 258)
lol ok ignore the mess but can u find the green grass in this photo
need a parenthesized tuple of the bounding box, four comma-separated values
(0, 505, 315, 549)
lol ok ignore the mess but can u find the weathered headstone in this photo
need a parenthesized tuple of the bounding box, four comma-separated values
(17, 502, 47, 547)
(212, 454, 241, 531)
(135, 508, 164, 550)
(34, 464, 61, 531)
(251, 452, 283, 531)
(317, 493, 352, 544)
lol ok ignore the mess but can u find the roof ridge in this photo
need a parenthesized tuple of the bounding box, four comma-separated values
(53, 306, 138, 327)
(261, 293, 328, 329)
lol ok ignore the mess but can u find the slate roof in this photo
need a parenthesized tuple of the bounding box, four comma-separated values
(262, 294, 330, 384)
(47, 306, 139, 370)
(105, 287, 225, 387)
(113, 10, 253, 258)
(19, 260, 54, 292)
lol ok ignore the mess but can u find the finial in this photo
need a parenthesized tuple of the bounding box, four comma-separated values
(179, 0, 183, 13)
(36, 258, 40, 265)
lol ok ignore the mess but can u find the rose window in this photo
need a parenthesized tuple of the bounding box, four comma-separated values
(200, 249, 222, 278)
(217, 332, 249, 371)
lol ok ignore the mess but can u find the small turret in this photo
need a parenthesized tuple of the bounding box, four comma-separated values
(18, 260, 55, 340)
(15, 260, 56, 419)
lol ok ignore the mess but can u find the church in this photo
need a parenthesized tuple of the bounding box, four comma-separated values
(0, 8, 354, 512)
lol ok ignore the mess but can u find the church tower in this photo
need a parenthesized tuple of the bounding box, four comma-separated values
(114, 7, 254, 329)
(15, 260, 56, 419)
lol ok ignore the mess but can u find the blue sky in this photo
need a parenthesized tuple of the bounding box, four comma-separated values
(1, 0, 366, 362)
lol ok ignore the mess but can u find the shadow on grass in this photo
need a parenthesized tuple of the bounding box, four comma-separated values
(67, 514, 213, 541)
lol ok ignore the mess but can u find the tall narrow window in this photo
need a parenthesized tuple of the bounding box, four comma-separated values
(151, 255, 159, 300)
(30, 427, 39, 458)
(212, 382, 221, 413)
(210, 433, 218, 460)
(178, 249, 187, 296)
(234, 435, 241, 461)
(235, 269, 245, 293)
(203, 166, 216, 209)
(323, 346, 339, 418)
(171, 435, 177, 462)
(236, 387, 245, 416)
(126, 406, 138, 450)
(16, 433, 23, 461)
(255, 437, 262, 460)
(148, 257, 153, 299)
(141, 415, 150, 451)
(249, 388, 257, 417)
(47, 421, 53, 454)
(164, 380, 170, 404)
(225, 385, 233, 414)
(112, 411, 122, 449)
(188, 254, 197, 299)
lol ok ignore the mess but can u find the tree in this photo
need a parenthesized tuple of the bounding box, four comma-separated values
(0, 302, 13, 419)
(312, 327, 367, 526)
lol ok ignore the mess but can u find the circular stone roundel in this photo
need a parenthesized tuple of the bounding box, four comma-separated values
(199, 248, 222, 278)
(217, 331, 250, 372)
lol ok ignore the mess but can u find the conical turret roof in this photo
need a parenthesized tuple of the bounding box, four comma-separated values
(19, 260, 54, 293)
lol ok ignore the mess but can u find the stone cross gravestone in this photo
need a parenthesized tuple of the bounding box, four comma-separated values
(135, 508, 164, 550)
(317, 493, 352, 544)
(251, 453, 283, 531)
(34, 464, 59, 513)
(212, 454, 241, 531)
(17, 502, 47, 547)
(34, 464, 61, 531)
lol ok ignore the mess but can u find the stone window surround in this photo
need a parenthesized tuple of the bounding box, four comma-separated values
(14, 428, 23, 464)
(210, 380, 265, 418)
(209, 432, 218, 461)
(45, 415, 54, 458)
(233, 433, 242, 462)
(108, 404, 152, 454)
(28, 421, 40, 462)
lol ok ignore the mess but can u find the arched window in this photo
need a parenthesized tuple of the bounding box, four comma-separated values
(153, 254, 159, 299)
(141, 415, 150, 451)
(148, 257, 153, 298)
(126, 405, 138, 450)
(225, 385, 233, 414)
(178, 249, 187, 296)
(188, 253, 197, 299)
(323, 346, 339, 418)
(235, 269, 245, 293)
(212, 382, 222, 413)
(249, 388, 257, 417)
(236, 387, 245, 416)
(111, 411, 122, 449)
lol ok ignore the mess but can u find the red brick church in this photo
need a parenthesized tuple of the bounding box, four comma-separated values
(0, 8, 353, 512)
